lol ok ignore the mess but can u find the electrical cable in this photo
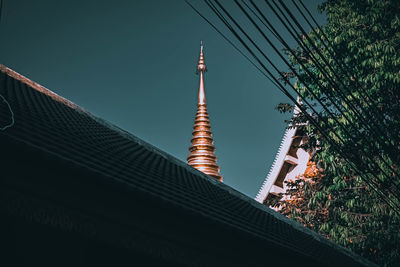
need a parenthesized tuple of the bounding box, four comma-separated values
(187, 0, 400, 212)
(231, 0, 400, 204)
(185, 0, 282, 91)
(272, 0, 400, 187)
(293, 0, 395, 141)
(263, 0, 400, 184)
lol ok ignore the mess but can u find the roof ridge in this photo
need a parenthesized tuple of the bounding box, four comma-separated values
(0, 64, 85, 112)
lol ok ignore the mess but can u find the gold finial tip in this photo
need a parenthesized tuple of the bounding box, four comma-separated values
(197, 40, 207, 72)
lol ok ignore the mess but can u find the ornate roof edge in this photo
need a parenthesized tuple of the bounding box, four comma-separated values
(255, 125, 297, 203)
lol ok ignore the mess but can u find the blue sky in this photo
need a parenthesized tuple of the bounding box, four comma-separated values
(0, 0, 325, 197)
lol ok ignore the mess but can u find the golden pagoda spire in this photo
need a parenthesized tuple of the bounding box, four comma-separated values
(187, 41, 223, 182)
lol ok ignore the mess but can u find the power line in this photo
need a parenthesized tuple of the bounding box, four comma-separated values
(234, 0, 400, 197)
(234, 0, 400, 206)
(293, 0, 395, 141)
(271, 0, 400, 192)
(187, 0, 400, 213)
(185, 0, 282, 91)
(266, 0, 400, 183)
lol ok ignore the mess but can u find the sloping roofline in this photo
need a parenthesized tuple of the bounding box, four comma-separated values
(0, 64, 85, 112)
(0, 64, 375, 266)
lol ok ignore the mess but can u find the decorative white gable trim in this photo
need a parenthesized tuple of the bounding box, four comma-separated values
(256, 98, 311, 204)
(255, 126, 297, 203)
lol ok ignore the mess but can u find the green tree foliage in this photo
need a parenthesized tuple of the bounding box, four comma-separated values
(271, 0, 400, 265)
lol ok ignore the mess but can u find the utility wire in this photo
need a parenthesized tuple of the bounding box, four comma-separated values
(185, 0, 282, 91)
(265, 0, 400, 184)
(293, 0, 395, 142)
(214, 1, 393, 211)
(187, 0, 400, 213)
(239, 0, 400, 196)
(293, 0, 400, 165)
(272, 0, 400, 188)
(231, 0, 400, 205)
(277, 0, 397, 152)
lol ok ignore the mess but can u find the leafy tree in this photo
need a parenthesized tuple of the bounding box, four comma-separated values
(270, 0, 400, 265)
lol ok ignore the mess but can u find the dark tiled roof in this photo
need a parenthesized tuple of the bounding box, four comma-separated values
(0, 64, 375, 266)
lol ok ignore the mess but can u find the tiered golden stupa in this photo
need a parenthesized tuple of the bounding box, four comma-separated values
(187, 41, 223, 182)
